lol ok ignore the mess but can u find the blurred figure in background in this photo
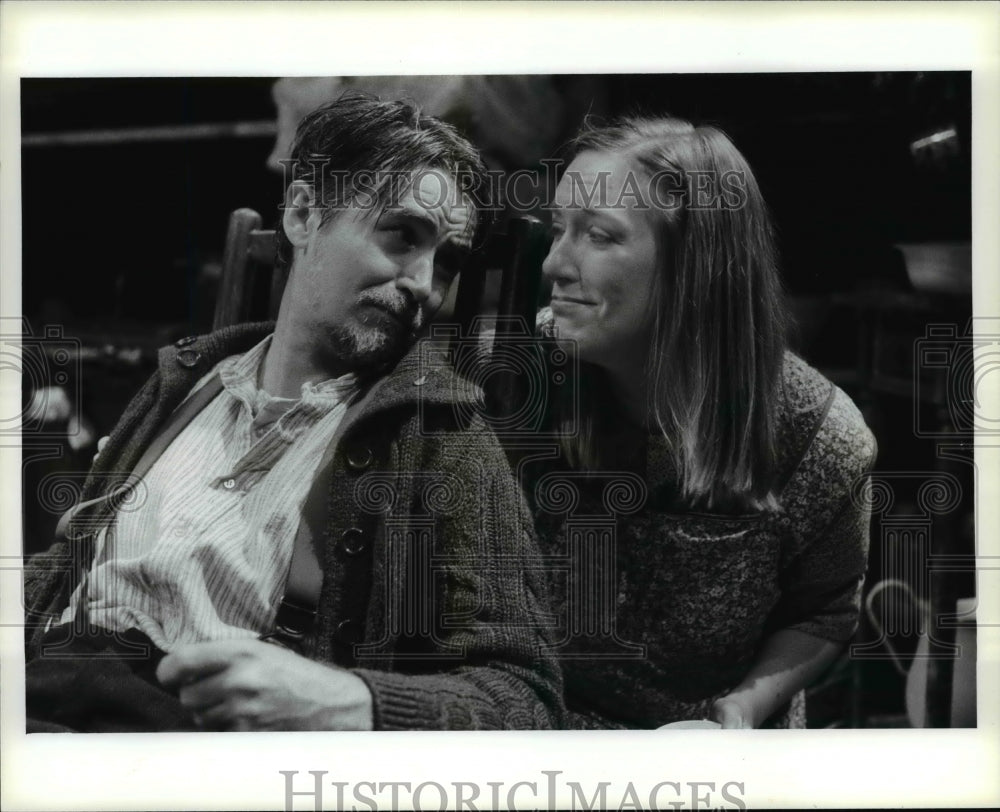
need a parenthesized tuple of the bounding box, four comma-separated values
(268, 75, 566, 174)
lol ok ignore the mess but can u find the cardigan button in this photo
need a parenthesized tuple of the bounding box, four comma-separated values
(340, 528, 367, 556)
(345, 446, 374, 470)
(176, 348, 202, 368)
(174, 335, 198, 348)
(335, 618, 363, 644)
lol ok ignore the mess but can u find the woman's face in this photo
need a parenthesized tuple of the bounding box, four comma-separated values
(543, 150, 660, 370)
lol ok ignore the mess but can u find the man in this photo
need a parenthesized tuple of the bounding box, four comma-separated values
(23, 95, 561, 731)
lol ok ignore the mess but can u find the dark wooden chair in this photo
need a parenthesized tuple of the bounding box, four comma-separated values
(452, 217, 550, 419)
(212, 208, 287, 330)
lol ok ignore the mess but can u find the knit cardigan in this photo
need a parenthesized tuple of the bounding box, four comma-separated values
(23, 323, 563, 730)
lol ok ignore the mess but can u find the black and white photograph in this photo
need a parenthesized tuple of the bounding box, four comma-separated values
(2, 3, 998, 810)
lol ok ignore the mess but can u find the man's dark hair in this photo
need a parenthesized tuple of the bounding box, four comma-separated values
(275, 92, 488, 272)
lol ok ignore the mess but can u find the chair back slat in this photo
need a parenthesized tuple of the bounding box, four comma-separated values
(248, 230, 277, 265)
(494, 217, 549, 340)
(450, 216, 551, 423)
(487, 218, 550, 420)
(214, 208, 264, 330)
(213, 208, 277, 330)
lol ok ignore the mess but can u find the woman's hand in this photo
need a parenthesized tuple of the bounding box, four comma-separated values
(710, 695, 754, 729)
(710, 629, 842, 729)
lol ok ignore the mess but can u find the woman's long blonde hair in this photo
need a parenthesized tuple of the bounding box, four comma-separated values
(556, 116, 790, 512)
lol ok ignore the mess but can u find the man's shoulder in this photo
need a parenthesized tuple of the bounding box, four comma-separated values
(154, 322, 275, 381)
(363, 336, 483, 415)
(349, 337, 520, 466)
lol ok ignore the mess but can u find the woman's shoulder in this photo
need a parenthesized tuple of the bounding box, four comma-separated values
(780, 352, 833, 411)
(777, 352, 877, 496)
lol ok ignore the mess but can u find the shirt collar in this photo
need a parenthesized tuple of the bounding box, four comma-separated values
(219, 334, 359, 416)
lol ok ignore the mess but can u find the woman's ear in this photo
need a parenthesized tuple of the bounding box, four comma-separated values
(282, 181, 318, 248)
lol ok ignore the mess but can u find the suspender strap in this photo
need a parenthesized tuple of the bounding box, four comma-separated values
(130, 375, 227, 483)
(56, 375, 225, 547)
(269, 465, 329, 646)
(56, 375, 226, 631)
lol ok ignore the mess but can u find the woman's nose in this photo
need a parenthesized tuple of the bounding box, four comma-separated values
(542, 235, 575, 283)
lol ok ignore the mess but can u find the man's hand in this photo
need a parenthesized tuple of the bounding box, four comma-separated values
(156, 639, 374, 731)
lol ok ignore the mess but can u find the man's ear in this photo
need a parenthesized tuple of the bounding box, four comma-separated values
(282, 181, 319, 248)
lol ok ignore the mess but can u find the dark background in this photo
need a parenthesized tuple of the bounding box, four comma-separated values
(19, 74, 975, 728)
(20, 74, 971, 328)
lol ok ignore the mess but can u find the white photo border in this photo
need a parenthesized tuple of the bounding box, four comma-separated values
(2, 2, 998, 810)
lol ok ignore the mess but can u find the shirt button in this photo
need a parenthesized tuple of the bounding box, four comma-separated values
(223, 478, 236, 490)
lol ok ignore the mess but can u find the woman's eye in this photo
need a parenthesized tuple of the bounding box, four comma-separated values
(587, 228, 614, 246)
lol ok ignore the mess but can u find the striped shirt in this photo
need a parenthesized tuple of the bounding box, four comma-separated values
(62, 335, 359, 651)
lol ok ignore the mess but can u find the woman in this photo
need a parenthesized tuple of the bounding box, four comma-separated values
(528, 116, 877, 728)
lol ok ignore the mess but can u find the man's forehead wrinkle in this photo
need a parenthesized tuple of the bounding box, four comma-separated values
(444, 224, 474, 250)
(440, 217, 473, 250)
(382, 197, 473, 249)
(441, 204, 473, 233)
(387, 203, 439, 227)
(367, 164, 476, 250)
(400, 185, 455, 214)
(390, 202, 453, 238)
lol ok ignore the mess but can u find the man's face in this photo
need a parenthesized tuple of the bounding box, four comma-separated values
(285, 168, 472, 373)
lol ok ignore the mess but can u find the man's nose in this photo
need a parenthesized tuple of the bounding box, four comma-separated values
(395, 251, 435, 305)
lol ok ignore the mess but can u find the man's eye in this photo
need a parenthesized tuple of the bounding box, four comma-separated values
(384, 224, 418, 248)
(549, 221, 566, 238)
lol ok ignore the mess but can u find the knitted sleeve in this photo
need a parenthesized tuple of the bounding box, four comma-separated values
(768, 387, 878, 642)
(352, 420, 565, 730)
